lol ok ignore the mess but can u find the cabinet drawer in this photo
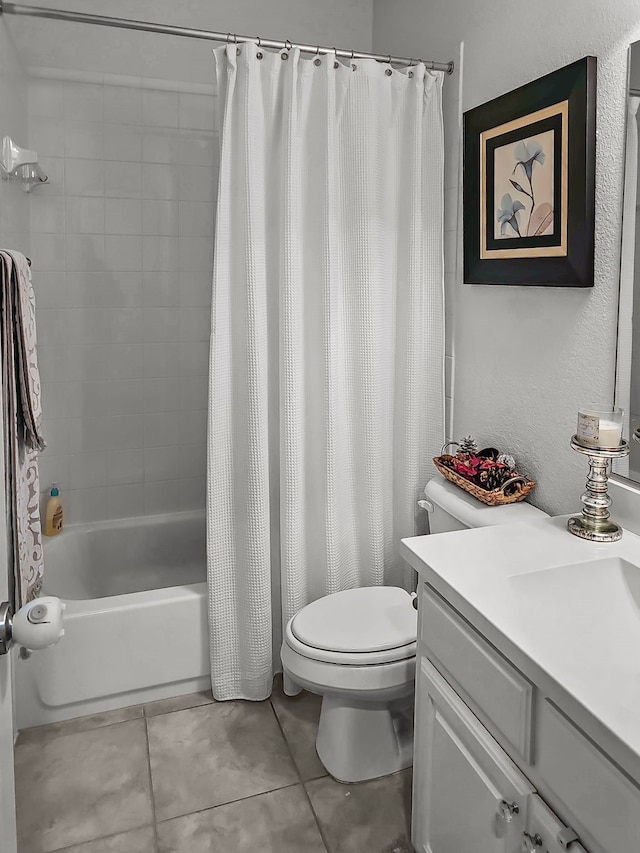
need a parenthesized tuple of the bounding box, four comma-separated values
(420, 585, 533, 762)
(538, 701, 640, 853)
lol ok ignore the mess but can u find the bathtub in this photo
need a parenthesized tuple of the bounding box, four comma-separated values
(16, 511, 210, 729)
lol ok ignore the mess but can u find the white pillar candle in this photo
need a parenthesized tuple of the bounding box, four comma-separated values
(576, 407, 623, 448)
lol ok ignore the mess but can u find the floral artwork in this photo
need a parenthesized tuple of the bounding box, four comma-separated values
(494, 128, 555, 241)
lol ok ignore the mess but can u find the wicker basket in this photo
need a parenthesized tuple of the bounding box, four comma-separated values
(433, 454, 536, 506)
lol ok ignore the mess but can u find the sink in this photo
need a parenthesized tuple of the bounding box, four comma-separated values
(508, 558, 640, 661)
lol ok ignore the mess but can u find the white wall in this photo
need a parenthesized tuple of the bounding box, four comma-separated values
(373, 0, 640, 514)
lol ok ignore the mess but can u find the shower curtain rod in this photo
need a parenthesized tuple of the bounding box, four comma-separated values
(0, 2, 454, 74)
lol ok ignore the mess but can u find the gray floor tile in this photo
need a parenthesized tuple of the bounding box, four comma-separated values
(144, 690, 213, 718)
(270, 683, 327, 781)
(49, 826, 156, 853)
(16, 719, 153, 853)
(306, 769, 412, 853)
(156, 784, 327, 853)
(147, 700, 298, 821)
(17, 705, 144, 746)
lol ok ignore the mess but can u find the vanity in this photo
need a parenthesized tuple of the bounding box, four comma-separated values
(401, 516, 640, 853)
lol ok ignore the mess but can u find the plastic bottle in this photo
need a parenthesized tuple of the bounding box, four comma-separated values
(44, 483, 63, 536)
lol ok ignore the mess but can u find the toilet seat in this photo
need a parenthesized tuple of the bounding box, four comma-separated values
(286, 586, 417, 666)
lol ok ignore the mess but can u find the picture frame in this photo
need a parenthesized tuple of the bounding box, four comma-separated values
(463, 56, 597, 287)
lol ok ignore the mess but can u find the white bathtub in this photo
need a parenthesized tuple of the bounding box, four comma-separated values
(16, 512, 210, 729)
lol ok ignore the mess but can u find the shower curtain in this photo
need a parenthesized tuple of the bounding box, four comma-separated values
(208, 44, 445, 701)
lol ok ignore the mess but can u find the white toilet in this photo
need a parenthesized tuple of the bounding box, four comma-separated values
(281, 474, 548, 783)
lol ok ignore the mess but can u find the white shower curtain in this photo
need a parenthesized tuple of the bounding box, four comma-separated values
(208, 44, 445, 701)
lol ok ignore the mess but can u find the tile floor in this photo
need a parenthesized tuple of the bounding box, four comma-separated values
(14, 681, 413, 853)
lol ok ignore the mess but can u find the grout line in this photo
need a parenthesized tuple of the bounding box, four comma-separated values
(48, 823, 155, 853)
(16, 708, 146, 746)
(268, 697, 332, 853)
(154, 780, 302, 827)
(143, 715, 161, 853)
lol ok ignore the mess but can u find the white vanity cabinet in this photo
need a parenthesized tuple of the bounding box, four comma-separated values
(413, 656, 533, 852)
(413, 585, 594, 853)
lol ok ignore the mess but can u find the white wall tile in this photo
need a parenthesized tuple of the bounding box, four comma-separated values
(39, 453, 70, 496)
(143, 411, 180, 446)
(69, 487, 107, 524)
(179, 377, 208, 412)
(30, 117, 65, 157)
(179, 165, 214, 201)
(104, 125, 142, 162)
(103, 343, 144, 379)
(179, 408, 207, 444)
(106, 414, 144, 450)
(65, 123, 104, 159)
(105, 379, 145, 415)
(68, 417, 111, 454)
(70, 451, 107, 489)
(66, 197, 105, 234)
(33, 271, 68, 309)
(103, 272, 142, 308)
(108, 306, 144, 342)
(107, 449, 144, 486)
(179, 477, 206, 511)
(144, 480, 182, 515)
(107, 483, 145, 519)
(180, 306, 211, 341)
(142, 306, 180, 342)
(143, 200, 178, 236)
(66, 273, 111, 308)
(29, 79, 64, 118)
(142, 131, 179, 164)
(142, 377, 180, 412)
(143, 236, 178, 271)
(179, 94, 214, 131)
(65, 158, 104, 197)
(179, 443, 206, 479)
(37, 309, 68, 345)
(66, 234, 105, 271)
(67, 308, 108, 345)
(179, 341, 209, 376)
(105, 198, 142, 235)
(178, 132, 215, 167)
(142, 342, 181, 378)
(31, 196, 65, 233)
(105, 235, 142, 272)
(142, 163, 178, 200)
(179, 201, 214, 237)
(142, 90, 179, 128)
(42, 418, 69, 456)
(142, 272, 179, 307)
(143, 445, 181, 482)
(104, 86, 141, 125)
(105, 161, 142, 198)
(41, 381, 69, 420)
(31, 234, 66, 271)
(179, 270, 212, 307)
(37, 344, 67, 382)
(67, 379, 108, 417)
(64, 82, 104, 123)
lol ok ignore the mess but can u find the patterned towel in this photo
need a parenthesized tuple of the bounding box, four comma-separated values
(0, 250, 45, 607)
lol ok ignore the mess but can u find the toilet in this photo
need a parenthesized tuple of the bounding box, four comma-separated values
(281, 474, 548, 783)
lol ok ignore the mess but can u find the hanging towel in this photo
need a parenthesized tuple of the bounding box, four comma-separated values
(0, 250, 45, 608)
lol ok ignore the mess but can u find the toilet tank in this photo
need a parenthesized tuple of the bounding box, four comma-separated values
(423, 475, 548, 533)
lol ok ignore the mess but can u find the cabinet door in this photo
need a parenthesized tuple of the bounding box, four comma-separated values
(522, 795, 589, 853)
(413, 657, 534, 853)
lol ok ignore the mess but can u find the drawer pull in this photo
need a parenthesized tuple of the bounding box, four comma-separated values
(557, 826, 579, 850)
(521, 832, 543, 852)
(497, 799, 520, 823)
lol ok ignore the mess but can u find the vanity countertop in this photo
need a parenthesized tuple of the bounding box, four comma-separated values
(401, 515, 640, 783)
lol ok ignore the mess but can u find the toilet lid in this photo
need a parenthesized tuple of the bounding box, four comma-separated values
(290, 586, 417, 654)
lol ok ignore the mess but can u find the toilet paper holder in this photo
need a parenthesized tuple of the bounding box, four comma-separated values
(0, 597, 66, 655)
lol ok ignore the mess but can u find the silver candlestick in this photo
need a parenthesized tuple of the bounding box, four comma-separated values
(567, 435, 629, 542)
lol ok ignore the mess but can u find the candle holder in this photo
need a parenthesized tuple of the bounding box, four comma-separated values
(567, 435, 629, 542)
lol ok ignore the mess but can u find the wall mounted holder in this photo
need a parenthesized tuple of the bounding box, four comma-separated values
(0, 135, 48, 191)
(568, 435, 629, 542)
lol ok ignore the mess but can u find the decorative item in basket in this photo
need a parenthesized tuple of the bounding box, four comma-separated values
(433, 436, 536, 506)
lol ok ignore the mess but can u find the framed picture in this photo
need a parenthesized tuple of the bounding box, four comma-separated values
(463, 56, 597, 287)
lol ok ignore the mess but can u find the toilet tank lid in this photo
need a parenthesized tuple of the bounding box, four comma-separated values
(291, 586, 417, 654)
(424, 475, 548, 528)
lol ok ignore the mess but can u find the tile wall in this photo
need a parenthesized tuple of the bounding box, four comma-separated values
(30, 72, 218, 523)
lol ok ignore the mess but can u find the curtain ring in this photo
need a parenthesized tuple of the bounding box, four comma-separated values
(408, 58, 414, 78)
(333, 46, 339, 69)
(285, 39, 292, 50)
(226, 32, 231, 44)
(314, 45, 321, 66)
(256, 35, 263, 59)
